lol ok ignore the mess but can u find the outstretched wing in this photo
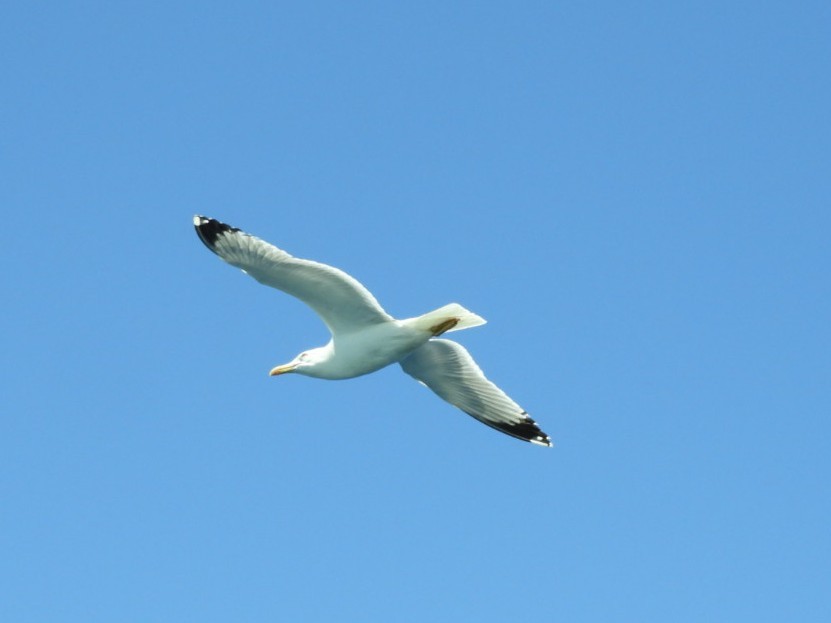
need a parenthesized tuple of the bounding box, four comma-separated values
(194, 216, 393, 335)
(400, 339, 552, 446)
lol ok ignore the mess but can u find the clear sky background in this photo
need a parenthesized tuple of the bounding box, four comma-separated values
(2, 2, 829, 621)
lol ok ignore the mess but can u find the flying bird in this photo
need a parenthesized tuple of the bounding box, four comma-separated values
(193, 216, 551, 447)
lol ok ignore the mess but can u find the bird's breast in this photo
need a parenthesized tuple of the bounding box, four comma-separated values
(326, 323, 428, 379)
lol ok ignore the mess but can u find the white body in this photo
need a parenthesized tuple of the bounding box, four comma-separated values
(303, 323, 428, 379)
(288, 304, 486, 379)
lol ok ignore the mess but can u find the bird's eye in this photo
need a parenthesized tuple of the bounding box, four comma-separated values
(298, 353, 310, 362)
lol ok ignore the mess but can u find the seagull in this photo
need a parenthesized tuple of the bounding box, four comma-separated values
(193, 216, 552, 447)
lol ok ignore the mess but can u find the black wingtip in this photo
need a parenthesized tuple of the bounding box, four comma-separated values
(193, 215, 240, 252)
(517, 411, 553, 447)
(504, 414, 552, 447)
(465, 409, 553, 447)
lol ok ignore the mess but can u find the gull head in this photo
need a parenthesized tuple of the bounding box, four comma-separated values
(269, 346, 329, 377)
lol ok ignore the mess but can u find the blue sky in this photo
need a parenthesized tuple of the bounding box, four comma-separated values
(2, 1, 830, 621)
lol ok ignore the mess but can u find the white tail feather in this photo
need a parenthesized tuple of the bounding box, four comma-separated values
(406, 303, 487, 335)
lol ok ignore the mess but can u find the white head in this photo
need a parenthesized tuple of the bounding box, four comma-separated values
(269, 346, 330, 378)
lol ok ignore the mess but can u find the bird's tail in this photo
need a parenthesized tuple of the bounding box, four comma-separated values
(406, 303, 487, 336)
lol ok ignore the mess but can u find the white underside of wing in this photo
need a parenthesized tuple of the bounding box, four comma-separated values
(194, 216, 393, 335)
(400, 339, 551, 446)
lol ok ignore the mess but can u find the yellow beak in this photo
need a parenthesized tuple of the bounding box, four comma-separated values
(269, 364, 296, 376)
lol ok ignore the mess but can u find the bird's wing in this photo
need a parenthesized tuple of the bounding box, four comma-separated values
(400, 339, 552, 446)
(194, 216, 393, 335)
